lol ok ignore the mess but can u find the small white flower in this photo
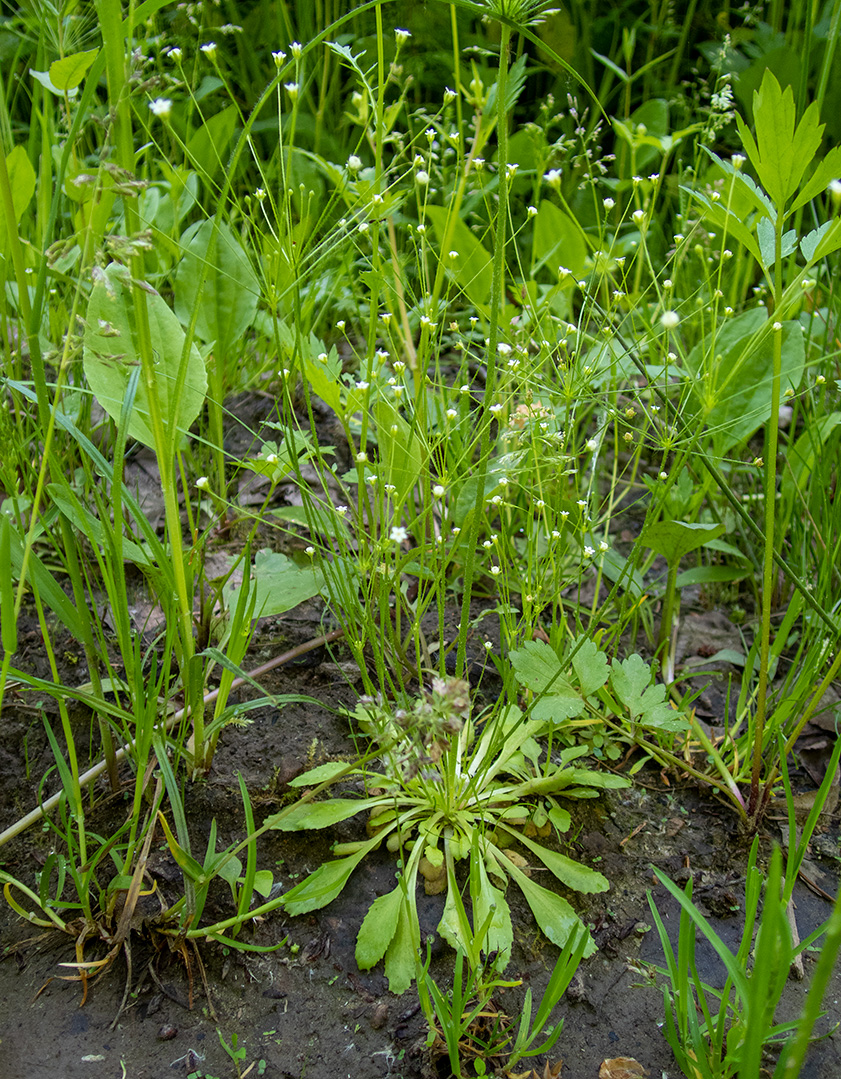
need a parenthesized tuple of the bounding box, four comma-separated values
(444, 87, 456, 104)
(448, 250, 458, 260)
(272, 50, 286, 67)
(632, 209, 645, 224)
(490, 403, 503, 414)
(816, 374, 826, 385)
(356, 451, 368, 464)
(599, 540, 609, 553)
(460, 384, 470, 394)
(576, 499, 587, 509)
(660, 310, 680, 330)
(416, 223, 427, 235)
(773, 321, 782, 331)
(829, 178, 841, 203)
(254, 187, 265, 200)
(551, 530, 561, 539)
(659, 471, 668, 481)
(390, 526, 408, 543)
(527, 205, 537, 217)
(544, 168, 562, 189)
(148, 97, 172, 117)
(586, 438, 598, 451)
(347, 154, 362, 171)
(433, 484, 445, 498)
(356, 380, 369, 390)
(732, 154, 746, 170)
(358, 221, 369, 234)
(336, 505, 348, 516)
(583, 546, 594, 557)
(490, 495, 503, 505)
(290, 41, 302, 58)
(484, 640, 493, 650)
(200, 42, 217, 57)
(490, 565, 501, 575)
(603, 197, 615, 209)
(415, 170, 430, 186)
(336, 321, 345, 331)
(446, 408, 457, 419)
(506, 163, 519, 178)
(265, 453, 279, 465)
(384, 484, 396, 494)
(167, 47, 182, 61)
(196, 476, 210, 490)
(285, 82, 299, 100)
(305, 545, 315, 555)
(395, 28, 411, 44)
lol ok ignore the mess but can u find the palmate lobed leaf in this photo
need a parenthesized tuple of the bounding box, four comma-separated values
(737, 70, 823, 211)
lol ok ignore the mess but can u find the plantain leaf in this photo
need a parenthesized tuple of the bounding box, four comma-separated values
(83, 262, 207, 449)
(174, 216, 259, 353)
(50, 49, 99, 91)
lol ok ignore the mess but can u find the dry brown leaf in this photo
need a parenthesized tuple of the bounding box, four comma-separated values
(599, 1058, 649, 1079)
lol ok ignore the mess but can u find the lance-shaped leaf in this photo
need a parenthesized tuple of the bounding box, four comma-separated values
(280, 833, 384, 916)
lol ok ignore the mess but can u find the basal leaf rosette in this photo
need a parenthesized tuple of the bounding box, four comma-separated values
(266, 685, 628, 993)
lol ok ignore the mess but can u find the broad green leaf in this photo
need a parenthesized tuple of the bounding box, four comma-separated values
(470, 855, 513, 960)
(610, 657, 684, 730)
(251, 870, 274, 898)
(302, 343, 343, 414)
(268, 797, 382, 832)
(246, 548, 325, 617)
(610, 654, 657, 719)
(356, 884, 404, 970)
(374, 398, 425, 506)
(288, 761, 357, 787)
(640, 520, 724, 563)
(383, 893, 420, 994)
(186, 104, 237, 184)
(174, 217, 259, 352)
(685, 309, 804, 452)
(30, 68, 73, 97)
(570, 637, 609, 697)
(681, 187, 764, 266)
(510, 639, 565, 693)
(806, 217, 841, 264)
(505, 860, 596, 956)
(756, 217, 797, 268)
(504, 825, 609, 894)
(83, 262, 207, 449)
(789, 144, 841, 216)
(0, 146, 36, 250)
(50, 49, 98, 91)
(216, 855, 243, 886)
(426, 204, 492, 308)
(674, 565, 750, 588)
(280, 837, 379, 916)
(531, 201, 588, 278)
(737, 70, 823, 210)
